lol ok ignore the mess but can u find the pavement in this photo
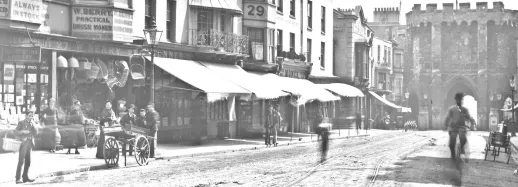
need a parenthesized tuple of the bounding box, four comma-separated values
(377, 131, 518, 187)
(0, 128, 379, 184)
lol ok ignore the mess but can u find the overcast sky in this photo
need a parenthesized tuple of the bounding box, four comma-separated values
(334, 0, 518, 25)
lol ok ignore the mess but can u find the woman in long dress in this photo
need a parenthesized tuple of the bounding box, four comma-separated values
(96, 101, 117, 159)
(40, 98, 59, 153)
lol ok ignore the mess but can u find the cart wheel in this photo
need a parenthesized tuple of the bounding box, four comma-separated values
(103, 137, 120, 167)
(135, 136, 150, 166)
(507, 144, 512, 164)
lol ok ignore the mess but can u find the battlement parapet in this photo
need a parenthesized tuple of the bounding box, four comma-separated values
(410, 1, 505, 12)
(374, 7, 400, 12)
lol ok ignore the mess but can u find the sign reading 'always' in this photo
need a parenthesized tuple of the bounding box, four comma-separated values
(10, 0, 42, 23)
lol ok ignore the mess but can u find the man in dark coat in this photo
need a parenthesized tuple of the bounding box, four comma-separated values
(15, 110, 38, 184)
(356, 112, 362, 130)
(120, 104, 137, 156)
(146, 102, 160, 158)
(265, 104, 274, 147)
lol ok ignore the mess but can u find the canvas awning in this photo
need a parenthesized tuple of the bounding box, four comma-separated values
(197, 62, 289, 100)
(252, 73, 340, 105)
(147, 57, 251, 102)
(369, 91, 410, 112)
(318, 83, 365, 97)
(190, 0, 243, 15)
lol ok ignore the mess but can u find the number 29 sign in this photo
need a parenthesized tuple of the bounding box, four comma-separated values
(244, 4, 266, 19)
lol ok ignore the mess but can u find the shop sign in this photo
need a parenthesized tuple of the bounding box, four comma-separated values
(0, 0, 8, 18)
(72, 6, 133, 42)
(7, 35, 194, 60)
(10, 0, 43, 24)
(1, 46, 41, 63)
(279, 69, 307, 79)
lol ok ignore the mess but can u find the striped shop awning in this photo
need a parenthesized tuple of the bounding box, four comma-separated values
(190, 0, 243, 15)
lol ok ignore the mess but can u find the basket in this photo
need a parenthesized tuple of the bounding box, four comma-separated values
(2, 131, 21, 152)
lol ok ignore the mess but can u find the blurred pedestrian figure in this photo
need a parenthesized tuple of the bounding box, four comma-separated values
(265, 104, 274, 147)
(96, 101, 117, 159)
(444, 92, 476, 160)
(271, 104, 282, 147)
(314, 111, 329, 163)
(356, 112, 362, 130)
(15, 110, 38, 184)
(146, 102, 159, 158)
(120, 104, 137, 156)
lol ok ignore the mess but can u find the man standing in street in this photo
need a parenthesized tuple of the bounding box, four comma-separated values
(15, 110, 38, 184)
(121, 104, 137, 156)
(265, 104, 274, 147)
(271, 104, 282, 147)
(146, 103, 159, 158)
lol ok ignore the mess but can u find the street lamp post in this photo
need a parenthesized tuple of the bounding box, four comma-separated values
(143, 19, 163, 103)
(510, 76, 516, 136)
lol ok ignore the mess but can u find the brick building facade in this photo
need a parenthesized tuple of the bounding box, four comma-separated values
(405, 2, 518, 130)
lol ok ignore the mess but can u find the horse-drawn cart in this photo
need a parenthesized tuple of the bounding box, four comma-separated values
(103, 125, 152, 167)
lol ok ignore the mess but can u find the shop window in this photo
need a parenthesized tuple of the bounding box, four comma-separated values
(248, 27, 264, 61)
(166, 0, 176, 42)
(209, 100, 228, 120)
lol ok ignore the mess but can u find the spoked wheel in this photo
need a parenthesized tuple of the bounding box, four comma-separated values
(103, 137, 120, 167)
(135, 136, 150, 166)
(507, 144, 512, 164)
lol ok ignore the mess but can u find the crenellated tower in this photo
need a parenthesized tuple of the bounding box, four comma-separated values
(405, 1, 518, 130)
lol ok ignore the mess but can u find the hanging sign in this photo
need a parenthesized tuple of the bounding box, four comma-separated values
(0, 0, 8, 18)
(1, 46, 41, 63)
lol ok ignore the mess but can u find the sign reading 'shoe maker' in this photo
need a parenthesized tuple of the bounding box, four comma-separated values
(72, 6, 133, 42)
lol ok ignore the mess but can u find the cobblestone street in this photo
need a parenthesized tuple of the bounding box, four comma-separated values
(11, 131, 442, 187)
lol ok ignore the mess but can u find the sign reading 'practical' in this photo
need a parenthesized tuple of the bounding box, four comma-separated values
(72, 6, 134, 42)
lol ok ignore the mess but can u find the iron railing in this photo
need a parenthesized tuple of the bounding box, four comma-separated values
(190, 29, 249, 55)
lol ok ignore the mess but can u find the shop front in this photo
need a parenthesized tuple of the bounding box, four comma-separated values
(150, 57, 252, 142)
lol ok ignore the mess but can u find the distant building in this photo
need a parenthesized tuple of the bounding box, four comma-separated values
(405, 2, 518, 130)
